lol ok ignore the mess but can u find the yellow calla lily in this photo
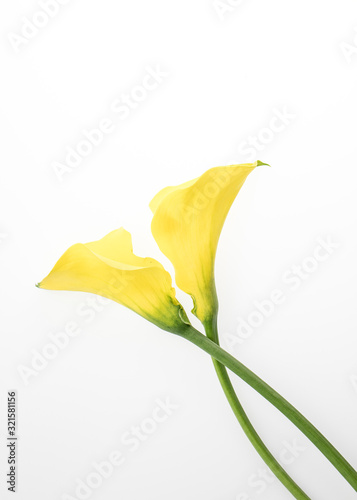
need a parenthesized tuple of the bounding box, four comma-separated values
(37, 228, 190, 334)
(150, 161, 266, 324)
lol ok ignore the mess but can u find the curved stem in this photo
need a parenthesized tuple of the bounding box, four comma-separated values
(181, 326, 357, 492)
(204, 319, 310, 499)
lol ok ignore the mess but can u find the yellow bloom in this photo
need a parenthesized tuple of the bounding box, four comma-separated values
(150, 161, 266, 324)
(37, 228, 190, 334)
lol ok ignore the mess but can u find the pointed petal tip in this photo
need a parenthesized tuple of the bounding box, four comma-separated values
(256, 160, 271, 167)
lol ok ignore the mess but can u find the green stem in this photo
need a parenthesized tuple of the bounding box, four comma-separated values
(204, 318, 310, 499)
(181, 325, 357, 492)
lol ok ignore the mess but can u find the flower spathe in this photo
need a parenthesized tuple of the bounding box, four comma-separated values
(150, 161, 266, 324)
(36, 162, 357, 496)
(37, 228, 190, 334)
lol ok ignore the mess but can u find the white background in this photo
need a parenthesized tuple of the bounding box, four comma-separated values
(1, 1, 357, 499)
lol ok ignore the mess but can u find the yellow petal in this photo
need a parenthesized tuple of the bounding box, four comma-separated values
(150, 162, 265, 324)
(37, 228, 190, 334)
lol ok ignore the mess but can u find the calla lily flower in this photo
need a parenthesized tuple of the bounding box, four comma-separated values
(37, 228, 190, 334)
(35, 164, 357, 497)
(150, 161, 266, 325)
